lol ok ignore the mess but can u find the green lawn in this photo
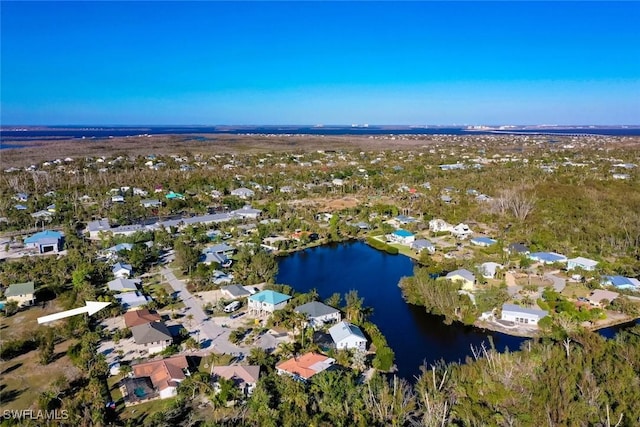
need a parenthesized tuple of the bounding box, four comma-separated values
(561, 282, 592, 299)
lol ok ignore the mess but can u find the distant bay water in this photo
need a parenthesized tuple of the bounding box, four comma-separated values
(2, 125, 640, 146)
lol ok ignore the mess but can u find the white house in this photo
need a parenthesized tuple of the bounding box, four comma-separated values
(107, 278, 141, 292)
(230, 188, 255, 199)
(450, 223, 473, 239)
(248, 290, 291, 315)
(112, 262, 133, 278)
(429, 219, 451, 233)
(211, 365, 261, 397)
(294, 301, 341, 329)
(567, 257, 598, 271)
(4, 282, 36, 307)
(389, 229, 415, 245)
(501, 304, 548, 325)
(328, 321, 368, 351)
(24, 230, 63, 254)
(411, 239, 436, 254)
(480, 262, 503, 279)
(115, 291, 149, 309)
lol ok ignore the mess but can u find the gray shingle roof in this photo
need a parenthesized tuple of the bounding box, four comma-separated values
(295, 301, 339, 318)
(131, 321, 172, 344)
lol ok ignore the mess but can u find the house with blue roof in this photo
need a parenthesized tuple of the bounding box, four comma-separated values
(601, 276, 640, 290)
(389, 229, 415, 245)
(470, 237, 497, 247)
(528, 252, 568, 264)
(24, 230, 63, 254)
(248, 290, 291, 316)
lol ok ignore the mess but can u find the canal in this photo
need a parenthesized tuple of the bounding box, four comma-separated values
(276, 240, 528, 379)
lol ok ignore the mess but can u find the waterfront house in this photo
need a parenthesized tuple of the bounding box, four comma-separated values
(567, 257, 599, 271)
(328, 321, 367, 351)
(445, 269, 476, 291)
(24, 230, 63, 254)
(123, 308, 161, 328)
(528, 252, 568, 264)
(211, 365, 261, 397)
(411, 239, 435, 254)
(248, 290, 291, 316)
(165, 191, 185, 200)
(294, 301, 341, 329)
(131, 321, 173, 354)
(389, 229, 415, 245)
(601, 276, 640, 290)
(123, 355, 191, 403)
(4, 281, 35, 307)
(470, 237, 497, 247)
(276, 352, 336, 381)
(107, 277, 141, 293)
(500, 304, 548, 325)
(587, 290, 619, 307)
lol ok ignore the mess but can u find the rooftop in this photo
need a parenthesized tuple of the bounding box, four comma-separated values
(249, 290, 291, 306)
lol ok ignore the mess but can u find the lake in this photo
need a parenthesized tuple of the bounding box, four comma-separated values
(276, 240, 528, 379)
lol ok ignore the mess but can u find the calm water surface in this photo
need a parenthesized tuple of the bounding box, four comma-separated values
(276, 241, 527, 379)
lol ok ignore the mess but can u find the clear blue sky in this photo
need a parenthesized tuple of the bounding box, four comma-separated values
(1, 1, 639, 125)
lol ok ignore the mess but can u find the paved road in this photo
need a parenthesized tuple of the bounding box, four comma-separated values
(544, 271, 566, 293)
(160, 266, 244, 356)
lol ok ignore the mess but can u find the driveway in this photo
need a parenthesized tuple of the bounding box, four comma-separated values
(544, 271, 566, 293)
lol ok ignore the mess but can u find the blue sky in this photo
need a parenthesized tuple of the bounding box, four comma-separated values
(1, 1, 639, 125)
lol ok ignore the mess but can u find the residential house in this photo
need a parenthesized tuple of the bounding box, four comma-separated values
(4, 281, 35, 307)
(107, 278, 141, 292)
(140, 199, 162, 208)
(528, 252, 568, 264)
(24, 230, 63, 254)
(123, 309, 161, 328)
(480, 262, 503, 279)
(450, 223, 473, 239)
(411, 239, 435, 254)
(248, 290, 291, 316)
(507, 243, 530, 255)
(328, 321, 368, 351)
(115, 291, 149, 309)
(429, 219, 452, 233)
(230, 188, 255, 199)
(231, 206, 262, 219)
(445, 269, 476, 291)
(131, 321, 173, 354)
(211, 365, 261, 397)
(85, 219, 112, 239)
(294, 301, 341, 329)
(567, 257, 599, 271)
(276, 352, 336, 381)
(470, 237, 497, 247)
(601, 276, 640, 290)
(122, 355, 191, 403)
(105, 243, 133, 256)
(587, 290, 619, 307)
(112, 262, 133, 278)
(393, 215, 417, 226)
(389, 229, 415, 245)
(165, 191, 185, 200)
(221, 284, 251, 300)
(439, 163, 465, 171)
(501, 304, 548, 325)
(111, 195, 125, 203)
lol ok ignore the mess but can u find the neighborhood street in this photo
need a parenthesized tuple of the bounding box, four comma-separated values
(160, 265, 244, 355)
